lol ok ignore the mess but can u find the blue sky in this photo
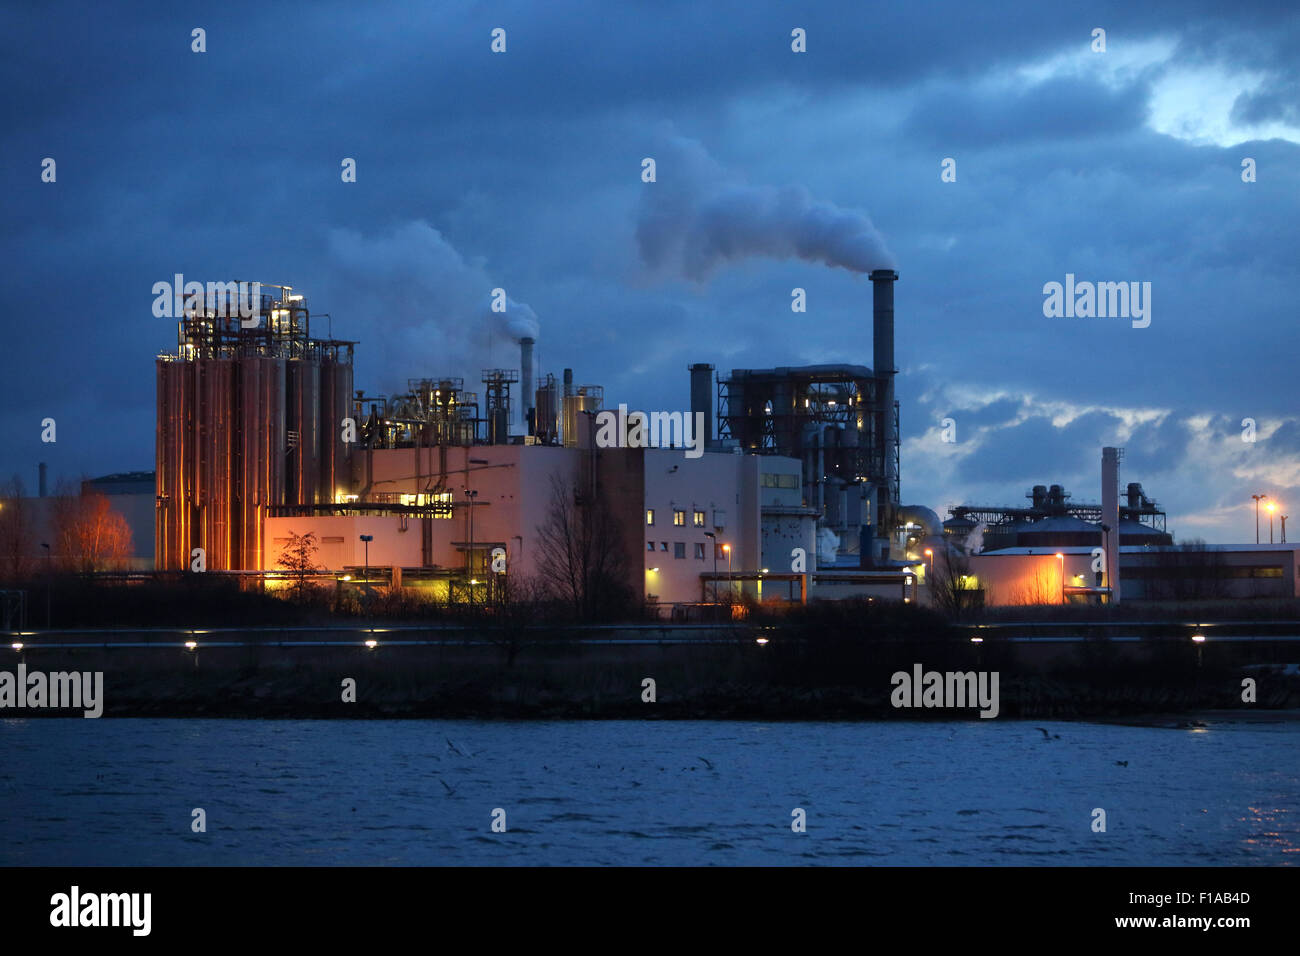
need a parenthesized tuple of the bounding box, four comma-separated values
(2, 0, 1297, 542)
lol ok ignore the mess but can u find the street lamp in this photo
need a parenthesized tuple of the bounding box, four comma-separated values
(1266, 501, 1277, 544)
(723, 543, 732, 603)
(1099, 524, 1111, 594)
(1252, 494, 1267, 544)
(1056, 553, 1064, 605)
(924, 548, 934, 585)
(1282, 515, 1289, 545)
(359, 534, 373, 597)
(704, 531, 717, 603)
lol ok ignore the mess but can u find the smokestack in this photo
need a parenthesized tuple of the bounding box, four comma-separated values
(38, 462, 47, 498)
(563, 368, 573, 398)
(520, 337, 535, 434)
(689, 363, 715, 451)
(1102, 447, 1122, 605)
(870, 269, 898, 532)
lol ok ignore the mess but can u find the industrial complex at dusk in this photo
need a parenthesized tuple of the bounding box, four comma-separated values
(3, 273, 1295, 615)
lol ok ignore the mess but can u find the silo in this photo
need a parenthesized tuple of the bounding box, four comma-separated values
(534, 374, 559, 444)
(287, 359, 321, 505)
(319, 356, 354, 500)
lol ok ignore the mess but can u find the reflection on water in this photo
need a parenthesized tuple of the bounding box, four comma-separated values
(0, 717, 1295, 865)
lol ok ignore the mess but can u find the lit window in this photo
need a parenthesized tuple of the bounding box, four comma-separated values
(694, 543, 705, 559)
(673, 509, 685, 526)
(674, 542, 686, 559)
(646, 509, 655, 526)
(693, 510, 705, 527)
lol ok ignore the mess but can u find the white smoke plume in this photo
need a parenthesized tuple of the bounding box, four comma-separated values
(491, 294, 540, 341)
(637, 136, 895, 280)
(323, 221, 539, 392)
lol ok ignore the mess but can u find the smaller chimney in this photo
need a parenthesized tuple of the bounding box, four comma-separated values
(38, 462, 47, 497)
(520, 337, 535, 434)
(689, 363, 715, 451)
(563, 368, 573, 398)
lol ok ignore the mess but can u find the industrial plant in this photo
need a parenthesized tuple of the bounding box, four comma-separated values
(4, 272, 1296, 614)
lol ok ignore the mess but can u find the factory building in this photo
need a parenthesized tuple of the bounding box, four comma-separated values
(149, 283, 831, 612)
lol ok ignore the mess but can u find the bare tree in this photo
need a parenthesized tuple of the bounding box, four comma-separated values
(0, 476, 33, 581)
(534, 473, 635, 620)
(276, 530, 322, 600)
(929, 543, 976, 619)
(51, 482, 133, 573)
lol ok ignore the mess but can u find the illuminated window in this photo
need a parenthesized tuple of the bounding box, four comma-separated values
(673, 509, 685, 526)
(693, 510, 705, 527)
(646, 509, 655, 526)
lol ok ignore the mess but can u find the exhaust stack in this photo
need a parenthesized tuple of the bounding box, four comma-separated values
(869, 269, 898, 564)
(520, 337, 535, 434)
(689, 363, 715, 451)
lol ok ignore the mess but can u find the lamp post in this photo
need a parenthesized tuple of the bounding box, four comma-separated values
(1282, 515, 1288, 545)
(1252, 494, 1267, 544)
(359, 534, 372, 599)
(924, 548, 933, 584)
(723, 543, 732, 603)
(1056, 552, 1064, 605)
(1099, 523, 1111, 596)
(1266, 501, 1276, 544)
(704, 531, 717, 603)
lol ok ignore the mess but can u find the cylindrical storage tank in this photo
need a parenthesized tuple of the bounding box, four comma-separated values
(1031, 485, 1047, 509)
(490, 406, 509, 445)
(535, 379, 558, 443)
(155, 359, 190, 569)
(196, 358, 235, 569)
(239, 355, 285, 571)
(318, 357, 354, 501)
(287, 359, 321, 505)
(562, 390, 601, 448)
(1127, 482, 1143, 510)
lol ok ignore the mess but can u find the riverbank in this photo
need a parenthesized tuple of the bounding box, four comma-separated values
(5, 630, 1299, 718)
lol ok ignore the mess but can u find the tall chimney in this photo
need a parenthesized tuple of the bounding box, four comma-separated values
(519, 337, 535, 434)
(689, 363, 715, 451)
(563, 368, 573, 398)
(870, 269, 898, 559)
(1102, 446, 1122, 604)
(38, 462, 47, 497)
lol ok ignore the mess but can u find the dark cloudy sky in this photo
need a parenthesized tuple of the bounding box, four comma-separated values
(2, 1, 1297, 543)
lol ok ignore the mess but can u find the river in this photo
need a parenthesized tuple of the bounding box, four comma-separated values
(2, 716, 1296, 865)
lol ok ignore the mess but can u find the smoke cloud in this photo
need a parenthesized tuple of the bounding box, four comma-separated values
(323, 221, 539, 391)
(491, 294, 540, 341)
(637, 136, 895, 280)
